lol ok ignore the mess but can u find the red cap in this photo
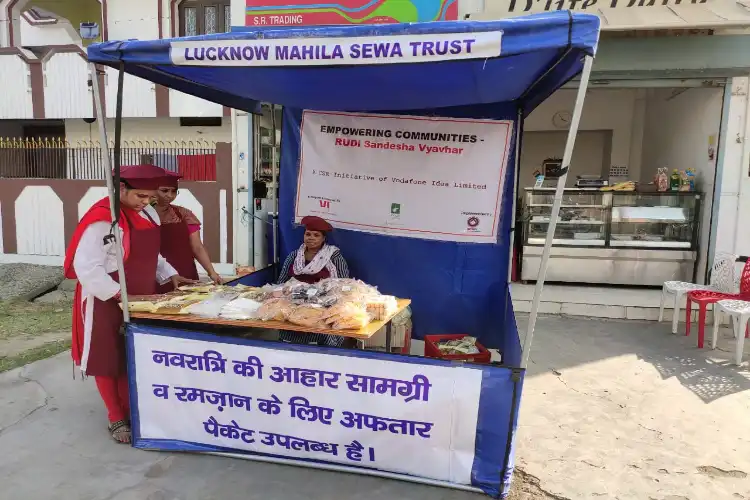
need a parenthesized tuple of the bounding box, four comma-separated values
(161, 170, 182, 188)
(301, 216, 333, 232)
(119, 164, 171, 190)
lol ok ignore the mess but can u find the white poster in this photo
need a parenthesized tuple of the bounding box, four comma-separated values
(133, 333, 483, 484)
(171, 32, 503, 67)
(295, 111, 512, 243)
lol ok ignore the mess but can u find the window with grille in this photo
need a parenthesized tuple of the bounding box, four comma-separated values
(180, 1, 231, 36)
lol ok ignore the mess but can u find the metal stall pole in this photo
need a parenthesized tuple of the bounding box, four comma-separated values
(507, 107, 524, 282)
(270, 104, 279, 270)
(89, 62, 130, 321)
(521, 56, 594, 369)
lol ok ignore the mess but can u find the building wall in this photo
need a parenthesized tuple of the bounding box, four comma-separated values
(713, 77, 750, 267)
(107, 0, 160, 40)
(20, 18, 79, 46)
(524, 88, 638, 181)
(64, 117, 232, 144)
(29, 0, 101, 41)
(519, 130, 611, 187)
(639, 87, 723, 281)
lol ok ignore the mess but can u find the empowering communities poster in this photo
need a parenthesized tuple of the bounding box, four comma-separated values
(295, 111, 512, 243)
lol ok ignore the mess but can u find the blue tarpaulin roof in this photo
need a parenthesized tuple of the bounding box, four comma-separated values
(87, 12, 599, 114)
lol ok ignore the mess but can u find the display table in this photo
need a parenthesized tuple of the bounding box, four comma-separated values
(130, 299, 411, 351)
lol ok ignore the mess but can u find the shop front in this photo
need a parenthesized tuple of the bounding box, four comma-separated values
(516, 82, 723, 286)
(468, 1, 750, 287)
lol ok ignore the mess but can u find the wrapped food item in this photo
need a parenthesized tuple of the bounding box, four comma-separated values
(220, 298, 263, 320)
(238, 289, 265, 301)
(326, 278, 378, 295)
(260, 283, 286, 299)
(184, 292, 239, 318)
(152, 299, 203, 315)
(126, 301, 158, 313)
(654, 167, 668, 192)
(287, 304, 327, 328)
(322, 302, 371, 330)
(282, 278, 310, 296)
(257, 298, 294, 321)
(365, 295, 398, 321)
(178, 284, 218, 293)
(436, 336, 481, 355)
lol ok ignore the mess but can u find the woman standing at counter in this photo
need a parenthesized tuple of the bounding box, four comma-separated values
(278, 216, 350, 346)
(153, 171, 223, 292)
(63, 164, 195, 444)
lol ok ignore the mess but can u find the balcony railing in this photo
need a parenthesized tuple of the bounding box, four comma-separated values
(0, 138, 217, 181)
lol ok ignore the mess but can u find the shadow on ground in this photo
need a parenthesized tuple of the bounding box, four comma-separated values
(517, 314, 750, 403)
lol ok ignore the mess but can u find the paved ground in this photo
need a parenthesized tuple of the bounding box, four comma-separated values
(514, 315, 750, 500)
(1, 315, 749, 499)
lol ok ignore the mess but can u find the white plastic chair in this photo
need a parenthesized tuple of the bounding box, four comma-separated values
(711, 299, 750, 366)
(659, 253, 737, 334)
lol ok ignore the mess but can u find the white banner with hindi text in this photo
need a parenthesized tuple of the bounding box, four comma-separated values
(295, 111, 512, 243)
(133, 332, 483, 484)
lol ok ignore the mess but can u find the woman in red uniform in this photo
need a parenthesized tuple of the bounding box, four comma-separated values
(153, 171, 223, 293)
(63, 165, 195, 444)
(277, 216, 350, 347)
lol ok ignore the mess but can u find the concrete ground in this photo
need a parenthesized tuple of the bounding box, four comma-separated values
(515, 314, 750, 500)
(0, 315, 748, 499)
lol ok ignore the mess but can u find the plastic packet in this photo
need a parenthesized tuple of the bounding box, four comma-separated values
(220, 298, 263, 320)
(185, 292, 239, 318)
(437, 336, 480, 355)
(287, 304, 327, 328)
(365, 295, 398, 320)
(322, 302, 371, 330)
(257, 298, 295, 321)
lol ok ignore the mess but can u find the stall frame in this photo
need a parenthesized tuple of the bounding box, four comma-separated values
(85, 13, 599, 498)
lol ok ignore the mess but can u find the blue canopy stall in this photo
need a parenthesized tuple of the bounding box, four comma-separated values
(86, 12, 599, 498)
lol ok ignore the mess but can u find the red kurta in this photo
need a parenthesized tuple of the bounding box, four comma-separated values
(156, 206, 199, 294)
(64, 199, 161, 373)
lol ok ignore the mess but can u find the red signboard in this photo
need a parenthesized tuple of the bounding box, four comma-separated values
(245, 0, 458, 27)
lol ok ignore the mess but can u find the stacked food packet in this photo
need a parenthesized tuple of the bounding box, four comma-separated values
(126, 278, 398, 332)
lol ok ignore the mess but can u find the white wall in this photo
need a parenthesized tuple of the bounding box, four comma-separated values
(713, 77, 750, 268)
(519, 130, 611, 187)
(525, 88, 638, 180)
(639, 87, 723, 281)
(104, 67, 156, 118)
(0, 54, 33, 119)
(65, 117, 232, 144)
(20, 18, 80, 46)
(107, 0, 159, 40)
(43, 52, 92, 119)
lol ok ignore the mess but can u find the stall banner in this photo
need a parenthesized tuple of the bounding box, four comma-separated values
(130, 327, 483, 484)
(245, 0, 459, 27)
(295, 111, 512, 243)
(170, 31, 502, 67)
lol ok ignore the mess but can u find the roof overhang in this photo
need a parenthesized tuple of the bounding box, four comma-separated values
(466, 0, 750, 31)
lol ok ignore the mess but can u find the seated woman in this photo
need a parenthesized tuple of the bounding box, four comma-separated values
(153, 171, 223, 293)
(277, 216, 350, 347)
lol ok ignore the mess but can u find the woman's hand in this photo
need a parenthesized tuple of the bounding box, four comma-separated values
(170, 275, 198, 289)
(209, 271, 224, 284)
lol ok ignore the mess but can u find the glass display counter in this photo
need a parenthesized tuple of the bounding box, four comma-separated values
(520, 188, 701, 286)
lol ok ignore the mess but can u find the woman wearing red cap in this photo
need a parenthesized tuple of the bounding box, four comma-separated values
(277, 216, 350, 347)
(152, 171, 223, 292)
(63, 164, 195, 444)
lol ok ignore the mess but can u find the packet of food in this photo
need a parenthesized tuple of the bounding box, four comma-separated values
(257, 298, 295, 321)
(287, 304, 327, 328)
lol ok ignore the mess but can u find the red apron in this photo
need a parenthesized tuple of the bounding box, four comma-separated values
(156, 206, 199, 294)
(289, 266, 330, 284)
(85, 211, 161, 377)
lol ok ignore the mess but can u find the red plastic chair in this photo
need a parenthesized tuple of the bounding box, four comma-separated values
(686, 259, 750, 348)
